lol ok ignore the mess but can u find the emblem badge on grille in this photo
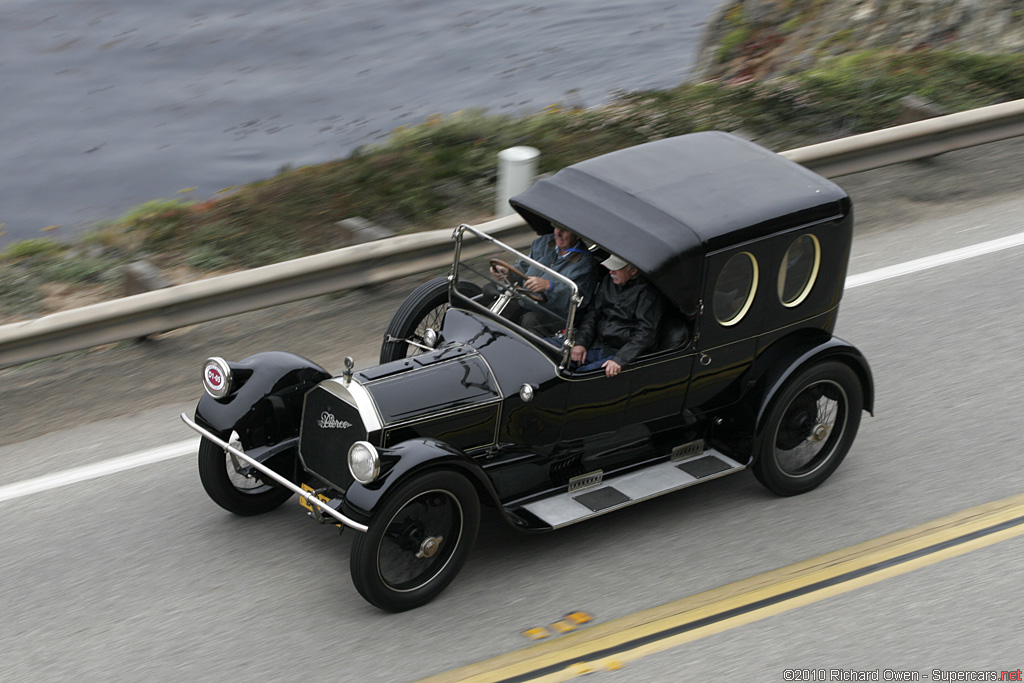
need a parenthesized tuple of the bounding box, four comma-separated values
(318, 412, 353, 429)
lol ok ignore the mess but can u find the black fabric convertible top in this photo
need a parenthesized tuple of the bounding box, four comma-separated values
(509, 131, 849, 312)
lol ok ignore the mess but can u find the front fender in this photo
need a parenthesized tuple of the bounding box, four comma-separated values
(343, 438, 500, 519)
(194, 351, 330, 446)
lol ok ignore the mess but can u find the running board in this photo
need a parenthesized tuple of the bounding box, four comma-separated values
(516, 451, 745, 530)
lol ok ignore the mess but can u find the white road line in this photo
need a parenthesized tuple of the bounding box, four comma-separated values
(0, 439, 198, 503)
(3, 229, 1024, 504)
(846, 231, 1024, 289)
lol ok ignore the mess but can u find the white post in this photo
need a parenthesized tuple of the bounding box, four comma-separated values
(495, 146, 539, 216)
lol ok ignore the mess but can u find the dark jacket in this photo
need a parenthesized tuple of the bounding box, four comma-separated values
(574, 274, 665, 367)
(515, 234, 599, 317)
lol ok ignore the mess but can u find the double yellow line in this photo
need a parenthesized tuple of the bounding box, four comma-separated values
(420, 492, 1024, 683)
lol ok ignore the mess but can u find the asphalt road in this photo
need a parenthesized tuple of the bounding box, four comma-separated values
(1, 140, 1023, 681)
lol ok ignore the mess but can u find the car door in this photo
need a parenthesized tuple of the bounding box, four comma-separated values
(625, 345, 695, 430)
(559, 369, 634, 461)
(686, 245, 766, 413)
(560, 340, 694, 474)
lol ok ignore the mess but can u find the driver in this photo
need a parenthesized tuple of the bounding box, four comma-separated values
(570, 254, 665, 377)
(490, 224, 599, 334)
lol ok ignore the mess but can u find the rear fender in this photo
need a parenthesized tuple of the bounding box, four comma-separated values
(754, 336, 874, 434)
(710, 334, 873, 461)
(343, 438, 500, 519)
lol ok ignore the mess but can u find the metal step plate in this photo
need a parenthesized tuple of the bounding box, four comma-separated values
(518, 451, 745, 529)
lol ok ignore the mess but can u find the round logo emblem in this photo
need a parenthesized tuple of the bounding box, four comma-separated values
(206, 364, 223, 389)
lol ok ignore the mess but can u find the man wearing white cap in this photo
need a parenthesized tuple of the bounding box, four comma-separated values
(570, 253, 665, 377)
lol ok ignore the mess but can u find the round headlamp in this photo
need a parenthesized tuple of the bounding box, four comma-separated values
(202, 357, 233, 399)
(348, 441, 380, 484)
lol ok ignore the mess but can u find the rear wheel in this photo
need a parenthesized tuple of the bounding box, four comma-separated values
(198, 436, 293, 516)
(350, 470, 479, 612)
(379, 277, 481, 363)
(753, 361, 863, 496)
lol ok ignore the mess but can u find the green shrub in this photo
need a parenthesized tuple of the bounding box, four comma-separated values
(185, 246, 231, 271)
(0, 269, 43, 317)
(118, 199, 193, 248)
(717, 26, 752, 63)
(780, 16, 804, 33)
(43, 255, 119, 285)
(3, 238, 66, 260)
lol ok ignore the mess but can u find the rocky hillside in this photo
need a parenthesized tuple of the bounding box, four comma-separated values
(694, 0, 1024, 82)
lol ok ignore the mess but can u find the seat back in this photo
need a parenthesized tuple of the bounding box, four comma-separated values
(657, 310, 691, 351)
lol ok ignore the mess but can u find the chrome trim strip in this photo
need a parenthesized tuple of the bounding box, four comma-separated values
(318, 378, 384, 433)
(383, 398, 502, 432)
(180, 413, 369, 533)
(470, 346, 504, 400)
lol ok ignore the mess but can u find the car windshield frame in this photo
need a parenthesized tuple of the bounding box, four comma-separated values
(450, 223, 581, 369)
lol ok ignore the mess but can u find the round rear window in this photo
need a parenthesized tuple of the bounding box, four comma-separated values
(714, 252, 758, 326)
(778, 234, 820, 307)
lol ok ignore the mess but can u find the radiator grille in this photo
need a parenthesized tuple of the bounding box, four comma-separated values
(298, 386, 367, 491)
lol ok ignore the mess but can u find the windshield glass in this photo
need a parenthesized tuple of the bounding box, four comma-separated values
(450, 224, 580, 357)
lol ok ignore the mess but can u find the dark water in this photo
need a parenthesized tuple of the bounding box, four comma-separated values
(1, 1, 722, 245)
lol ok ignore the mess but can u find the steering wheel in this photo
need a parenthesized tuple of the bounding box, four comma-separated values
(488, 258, 546, 302)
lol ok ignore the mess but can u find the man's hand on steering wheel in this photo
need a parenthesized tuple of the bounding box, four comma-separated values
(489, 262, 510, 282)
(523, 276, 550, 294)
(488, 258, 546, 302)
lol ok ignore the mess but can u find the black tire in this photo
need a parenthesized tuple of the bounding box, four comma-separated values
(350, 470, 479, 612)
(198, 436, 294, 516)
(753, 361, 863, 496)
(379, 277, 481, 364)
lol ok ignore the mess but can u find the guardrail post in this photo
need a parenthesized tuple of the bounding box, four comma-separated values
(495, 146, 539, 217)
(897, 95, 948, 125)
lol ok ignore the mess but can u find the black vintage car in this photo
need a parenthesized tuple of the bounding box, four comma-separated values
(181, 132, 873, 612)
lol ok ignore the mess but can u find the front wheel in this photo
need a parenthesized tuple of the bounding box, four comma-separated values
(350, 470, 480, 612)
(753, 361, 864, 496)
(198, 436, 294, 516)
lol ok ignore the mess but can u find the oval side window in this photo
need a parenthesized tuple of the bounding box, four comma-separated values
(714, 252, 758, 326)
(778, 234, 821, 307)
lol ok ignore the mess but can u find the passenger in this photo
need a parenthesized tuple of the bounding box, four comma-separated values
(490, 225, 599, 335)
(570, 254, 665, 377)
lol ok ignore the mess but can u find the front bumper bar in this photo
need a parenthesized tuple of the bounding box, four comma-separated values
(180, 412, 368, 533)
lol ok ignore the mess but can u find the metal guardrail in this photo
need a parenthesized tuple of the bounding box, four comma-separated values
(3, 98, 1024, 370)
(0, 213, 533, 369)
(782, 99, 1024, 177)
